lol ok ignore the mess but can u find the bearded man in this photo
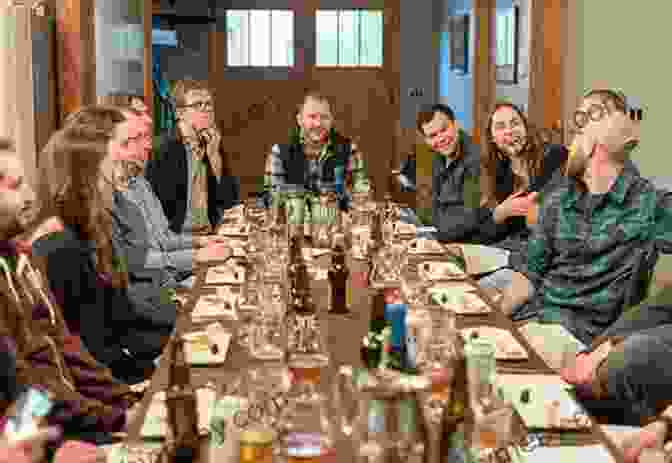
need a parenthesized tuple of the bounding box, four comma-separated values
(500, 89, 672, 346)
(0, 138, 141, 444)
(263, 90, 369, 211)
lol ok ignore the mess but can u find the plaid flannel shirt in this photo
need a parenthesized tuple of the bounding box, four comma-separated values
(263, 130, 369, 206)
(518, 167, 672, 345)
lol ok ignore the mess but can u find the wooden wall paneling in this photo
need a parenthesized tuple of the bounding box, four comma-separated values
(472, 0, 496, 146)
(55, 0, 96, 122)
(8, 5, 37, 185)
(528, 0, 564, 137)
(542, 1, 563, 134)
(144, 0, 154, 120)
(0, 2, 56, 185)
(562, 0, 578, 144)
(0, 4, 18, 141)
(30, 1, 58, 161)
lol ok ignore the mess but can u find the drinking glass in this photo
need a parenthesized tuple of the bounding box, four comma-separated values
(401, 265, 431, 310)
(286, 313, 330, 403)
(465, 339, 498, 416)
(250, 274, 286, 361)
(237, 303, 260, 350)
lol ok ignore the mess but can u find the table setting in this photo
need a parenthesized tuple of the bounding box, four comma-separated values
(111, 195, 630, 463)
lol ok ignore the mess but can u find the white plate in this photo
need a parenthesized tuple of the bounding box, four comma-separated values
(206, 264, 246, 284)
(460, 326, 528, 359)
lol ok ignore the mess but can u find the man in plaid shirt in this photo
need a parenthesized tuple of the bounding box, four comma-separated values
(261, 90, 369, 213)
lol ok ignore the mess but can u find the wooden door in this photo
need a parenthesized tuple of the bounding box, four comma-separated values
(211, 1, 400, 201)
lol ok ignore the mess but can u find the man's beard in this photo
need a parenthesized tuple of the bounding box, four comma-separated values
(304, 127, 328, 145)
(565, 139, 591, 180)
(4, 207, 38, 241)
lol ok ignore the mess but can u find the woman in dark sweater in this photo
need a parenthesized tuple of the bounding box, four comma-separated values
(479, 102, 569, 272)
(30, 108, 176, 385)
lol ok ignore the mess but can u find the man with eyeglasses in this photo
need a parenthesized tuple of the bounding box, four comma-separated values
(500, 89, 672, 347)
(146, 80, 240, 235)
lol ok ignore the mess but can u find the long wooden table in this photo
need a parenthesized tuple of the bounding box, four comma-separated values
(121, 234, 626, 463)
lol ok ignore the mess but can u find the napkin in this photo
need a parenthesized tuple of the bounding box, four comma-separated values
(460, 244, 510, 276)
(140, 388, 216, 439)
(218, 224, 250, 236)
(394, 222, 417, 236)
(407, 238, 447, 254)
(429, 284, 491, 314)
(498, 374, 591, 431)
(517, 322, 586, 371)
(419, 260, 466, 280)
(104, 443, 164, 463)
(192, 291, 238, 321)
(205, 263, 246, 285)
(461, 327, 528, 360)
(182, 324, 232, 365)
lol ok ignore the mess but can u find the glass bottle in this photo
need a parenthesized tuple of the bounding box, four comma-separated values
(327, 239, 351, 316)
(166, 339, 200, 462)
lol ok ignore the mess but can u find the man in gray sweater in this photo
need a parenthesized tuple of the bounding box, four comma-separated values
(108, 108, 228, 289)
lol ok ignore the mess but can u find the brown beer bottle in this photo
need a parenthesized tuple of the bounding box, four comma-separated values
(166, 338, 200, 462)
(328, 243, 350, 315)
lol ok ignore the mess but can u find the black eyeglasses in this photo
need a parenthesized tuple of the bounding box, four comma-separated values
(572, 103, 610, 130)
(183, 101, 214, 112)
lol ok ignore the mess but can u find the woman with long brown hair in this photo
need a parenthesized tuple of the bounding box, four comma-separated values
(30, 106, 176, 385)
(478, 102, 568, 277)
(0, 135, 142, 446)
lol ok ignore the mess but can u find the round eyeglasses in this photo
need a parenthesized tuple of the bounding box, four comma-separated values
(183, 101, 214, 112)
(572, 103, 609, 130)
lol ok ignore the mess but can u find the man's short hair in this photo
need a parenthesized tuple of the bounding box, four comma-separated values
(297, 90, 332, 115)
(172, 80, 213, 108)
(583, 89, 628, 114)
(98, 92, 145, 108)
(416, 104, 456, 133)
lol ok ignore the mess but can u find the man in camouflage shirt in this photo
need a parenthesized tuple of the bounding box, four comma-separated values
(502, 89, 672, 346)
(262, 90, 369, 214)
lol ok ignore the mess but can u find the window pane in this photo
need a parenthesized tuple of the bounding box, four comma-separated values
(271, 10, 294, 66)
(339, 10, 360, 66)
(250, 10, 271, 66)
(359, 10, 383, 66)
(316, 10, 338, 66)
(227, 11, 248, 66)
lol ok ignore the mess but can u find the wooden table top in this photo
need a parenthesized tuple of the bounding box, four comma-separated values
(122, 232, 625, 463)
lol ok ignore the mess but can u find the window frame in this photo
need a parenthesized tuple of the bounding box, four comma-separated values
(223, 8, 295, 69)
(314, 8, 384, 69)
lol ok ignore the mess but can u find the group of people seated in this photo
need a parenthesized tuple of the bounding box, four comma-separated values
(0, 78, 666, 461)
(414, 89, 672, 462)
